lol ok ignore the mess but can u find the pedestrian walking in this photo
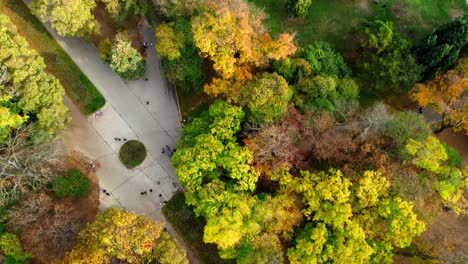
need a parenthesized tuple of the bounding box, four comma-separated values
(103, 189, 107, 193)
(123, 138, 127, 142)
(159, 194, 162, 197)
(161, 148, 165, 154)
(149, 189, 153, 192)
(146, 101, 149, 105)
(106, 193, 110, 196)
(140, 192, 145, 195)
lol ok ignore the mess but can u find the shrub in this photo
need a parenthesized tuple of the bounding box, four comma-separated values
(0, 233, 30, 263)
(286, 0, 312, 18)
(98, 38, 113, 63)
(443, 143, 463, 168)
(52, 169, 91, 198)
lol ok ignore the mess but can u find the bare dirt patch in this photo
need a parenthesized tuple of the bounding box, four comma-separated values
(437, 129, 468, 162)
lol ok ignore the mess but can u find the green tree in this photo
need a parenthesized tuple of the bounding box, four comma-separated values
(157, 18, 204, 94)
(303, 41, 351, 78)
(405, 136, 448, 173)
(155, 22, 184, 61)
(172, 100, 256, 193)
(0, 14, 70, 143)
(435, 167, 467, 214)
(52, 169, 91, 198)
(414, 14, 468, 80)
(153, 232, 189, 264)
(381, 111, 432, 153)
(101, 0, 147, 23)
(98, 38, 113, 63)
(110, 33, 147, 80)
(286, 0, 312, 18)
(32, 0, 99, 37)
(361, 20, 423, 91)
(238, 72, 292, 125)
(0, 96, 28, 142)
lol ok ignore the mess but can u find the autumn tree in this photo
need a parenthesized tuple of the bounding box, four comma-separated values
(405, 136, 448, 173)
(191, 0, 296, 98)
(0, 14, 70, 144)
(411, 69, 468, 134)
(32, 0, 99, 37)
(110, 33, 147, 80)
(414, 14, 468, 80)
(244, 108, 303, 172)
(61, 208, 188, 264)
(172, 101, 303, 261)
(237, 72, 292, 124)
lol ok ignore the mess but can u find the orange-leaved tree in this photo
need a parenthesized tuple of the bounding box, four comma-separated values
(191, 0, 297, 98)
(411, 68, 468, 134)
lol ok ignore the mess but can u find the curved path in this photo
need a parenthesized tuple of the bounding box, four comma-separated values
(27, 8, 201, 263)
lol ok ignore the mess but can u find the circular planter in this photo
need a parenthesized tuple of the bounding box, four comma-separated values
(119, 140, 147, 168)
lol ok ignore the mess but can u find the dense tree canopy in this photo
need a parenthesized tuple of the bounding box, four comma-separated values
(32, 0, 99, 37)
(190, 0, 296, 98)
(284, 169, 425, 263)
(361, 20, 423, 91)
(0, 14, 70, 143)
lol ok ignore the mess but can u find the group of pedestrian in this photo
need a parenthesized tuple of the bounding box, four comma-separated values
(156, 201, 167, 207)
(142, 40, 153, 49)
(162, 145, 176, 157)
(102, 189, 110, 196)
(114, 138, 127, 142)
(140, 189, 153, 195)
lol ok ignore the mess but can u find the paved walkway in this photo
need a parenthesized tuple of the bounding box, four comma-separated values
(25, 6, 201, 263)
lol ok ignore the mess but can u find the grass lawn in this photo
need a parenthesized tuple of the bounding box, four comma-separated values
(163, 192, 234, 264)
(0, 0, 105, 114)
(249, 0, 467, 54)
